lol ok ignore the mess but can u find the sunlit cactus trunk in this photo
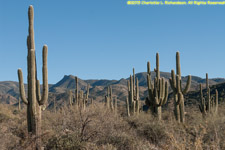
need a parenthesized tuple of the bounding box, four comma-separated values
(169, 52, 191, 123)
(18, 98, 21, 111)
(17, 5, 48, 150)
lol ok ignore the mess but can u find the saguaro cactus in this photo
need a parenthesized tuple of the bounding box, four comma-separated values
(17, 5, 48, 150)
(82, 84, 89, 110)
(127, 68, 140, 115)
(126, 97, 130, 117)
(105, 86, 113, 110)
(105, 86, 119, 112)
(72, 76, 89, 110)
(75, 76, 79, 107)
(169, 52, 191, 123)
(199, 73, 218, 117)
(69, 90, 73, 107)
(145, 53, 168, 120)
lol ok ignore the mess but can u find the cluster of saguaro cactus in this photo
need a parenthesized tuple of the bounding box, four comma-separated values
(69, 76, 89, 110)
(199, 73, 218, 117)
(17, 5, 48, 150)
(105, 86, 118, 113)
(127, 68, 140, 116)
(145, 53, 168, 120)
(169, 52, 191, 123)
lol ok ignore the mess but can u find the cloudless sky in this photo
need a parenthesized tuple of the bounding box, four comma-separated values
(0, 0, 225, 84)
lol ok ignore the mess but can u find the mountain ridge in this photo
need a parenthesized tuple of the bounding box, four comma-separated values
(0, 71, 225, 107)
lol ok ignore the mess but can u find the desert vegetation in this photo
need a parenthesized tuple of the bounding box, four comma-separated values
(0, 102, 225, 150)
(0, 5, 224, 150)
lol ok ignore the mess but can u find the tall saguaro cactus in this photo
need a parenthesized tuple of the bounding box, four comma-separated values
(145, 53, 168, 120)
(17, 5, 48, 150)
(199, 73, 218, 117)
(169, 52, 191, 123)
(127, 68, 140, 115)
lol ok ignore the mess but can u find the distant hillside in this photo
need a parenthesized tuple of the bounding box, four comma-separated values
(0, 72, 225, 108)
(183, 82, 225, 107)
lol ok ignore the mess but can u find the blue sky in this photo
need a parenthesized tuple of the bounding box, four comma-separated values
(0, 0, 225, 84)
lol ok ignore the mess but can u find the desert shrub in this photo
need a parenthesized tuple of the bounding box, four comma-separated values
(45, 134, 85, 150)
(0, 102, 225, 150)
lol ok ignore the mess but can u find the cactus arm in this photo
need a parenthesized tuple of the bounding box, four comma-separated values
(69, 90, 73, 106)
(147, 74, 154, 97)
(127, 80, 130, 92)
(133, 68, 135, 92)
(86, 84, 89, 99)
(207, 88, 211, 112)
(169, 70, 177, 93)
(206, 73, 209, 88)
(162, 81, 168, 105)
(199, 84, 206, 113)
(39, 45, 48, 105)
(17, 69, 28, 105)
(110, 86, 112, 101)
(158, 80, 168, 106)
(130, 75, 133, 103)
(175, 75, 182, 105)
(215, 90, 218, 114)
(147, 61, 151, 75)
(107, 86, 110, 97)
(28, 6, 35, 49)
(182, 75, 191, 95)
(75, 76, 79, 106)
(176, 52, 181, 76)
(160, 78, 164, 99)
(155, 53, 160, 80)
(147, 73, 154, 91)
(176, 75, 181, 93)
(36, 79, 41, 101)
(153, 77, 159, 105)
(126, 97, 130, 117)
(136, 78, 139, 100)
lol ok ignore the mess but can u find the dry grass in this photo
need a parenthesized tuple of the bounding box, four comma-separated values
(0, 102, 224, 150)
